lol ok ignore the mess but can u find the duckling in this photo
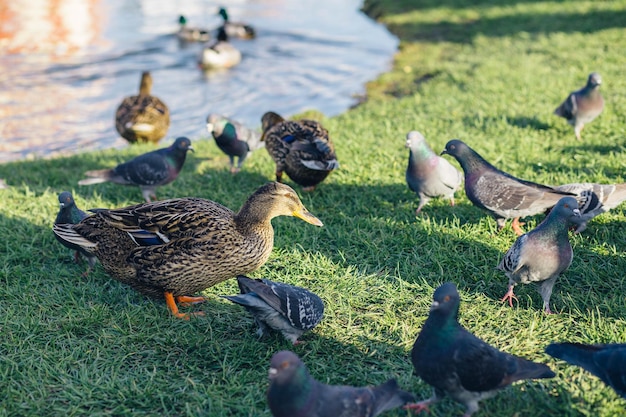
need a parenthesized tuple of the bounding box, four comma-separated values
(217, 7, 256, 39)
(115, 71, 170, 144)
(261, 111, 339, 192)
(177, 15, 211, 42)
(52, 182, 323, 319)
(198, 27, 242, 70)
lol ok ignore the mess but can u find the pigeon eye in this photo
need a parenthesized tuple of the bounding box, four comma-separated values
(443, 295, 450, 302)
(281, 361, 290, 369)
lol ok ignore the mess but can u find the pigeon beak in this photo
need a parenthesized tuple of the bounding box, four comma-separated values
(188, 145, 195, 153)
(268, 367, 278, 379)
(440, 150, 448, 156)
(573, 208, 581, 217)
(206, 122, 213, 133)
(429, 300, 440, 311)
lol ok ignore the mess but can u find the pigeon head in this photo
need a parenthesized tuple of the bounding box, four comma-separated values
(206, 115, 230, 138)
(58, 191, 75, 209)
(441, 139, 490, 174)
(587, 72, 602, 88)
(549, 196, 581, 223)
(405, 130, 428, 150)
(440, 139, 469, 158)
(430, 282, 461, 317)
(269, 350, 307, 385)
(171, 137, 194, 153)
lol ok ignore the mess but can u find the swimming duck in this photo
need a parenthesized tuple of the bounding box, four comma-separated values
(52, 182, 323, 319)
(217, 7, 256, 39)
(177, 15, 211, 42)
(198, 27, 242, 70)
(261, 111, 339, 192)
(115, 71, 170, 144)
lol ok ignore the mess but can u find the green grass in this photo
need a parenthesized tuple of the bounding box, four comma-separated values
(2, 0, 626, 415)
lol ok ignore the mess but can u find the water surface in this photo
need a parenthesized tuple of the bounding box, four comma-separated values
(0, 0, 398, 163)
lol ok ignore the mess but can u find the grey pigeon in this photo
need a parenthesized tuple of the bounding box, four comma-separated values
(221, 275, 324, 344)
(554, 72, 604, 141)
(441, 139, 574, 235)
(553, 182, 626, 233)
(497, 196, 581, 314)
(206, 114, 264, 174)
(78, 137, 193, 202)
(267, 350, 415, 417)
(405, 131, 463, 215)
(54, 191, 97, 276)
(545, 342, 626, 399)
(407, 282, 555, 416)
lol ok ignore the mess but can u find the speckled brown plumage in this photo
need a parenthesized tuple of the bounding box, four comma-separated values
(52, 182, 323, 318)
(115, 71, 170, 144)
(261, 111, 339, 192)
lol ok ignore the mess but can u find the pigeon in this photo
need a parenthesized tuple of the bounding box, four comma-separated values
(54, 191, 97, 276)
(407, 282, 555, 416)
(206, 114, 264, 174)
(545, 342, 626, 399)
(405, 131, 463, 215)
(553, 182, 626, 233)
(441, 139, 574, 235)
(554, 72, 604, 141)
(497, 196, 581, 314)
(78, 137, 193, 202)
(267, 350, 415, 417)
(221, 275, 324, 344)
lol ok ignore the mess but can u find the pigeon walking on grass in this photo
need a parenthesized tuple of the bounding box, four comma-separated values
(221, 275, 324, 344)
(441, 139, 574, 235)
(206, 114, 264, 174)
(545, 342, 626, 399)
(78, 137, 193, 202)
(554, 72, 604, 141)
(54, 192, 97, 276)
(553, 182, 626, 233)
(405, 131, 463, 215)
(497, 197, 581, 314)
(267, 350, 415, 417)
(407, 282, 555, 416)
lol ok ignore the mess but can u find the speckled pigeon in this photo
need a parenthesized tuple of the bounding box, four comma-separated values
(78, 137, 193, 202)
(553, 182, 626, 233)
(407, 282, 555, 416)
(222, 275, 324, 344)
(441, 139, 574, 235)
(545, 342, 626, 399)
(54, 191, 97, 276)
(554, 72, 604, 141)
(206, 114, 264, 174)
(267, 350, 415, 417)
(497, 196, 581, 314)
(405, 131, 463, 215)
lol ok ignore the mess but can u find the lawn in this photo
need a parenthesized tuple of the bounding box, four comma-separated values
(1, 0, 626, 416)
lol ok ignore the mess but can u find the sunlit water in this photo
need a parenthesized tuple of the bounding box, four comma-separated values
(0, 0, 398, 163)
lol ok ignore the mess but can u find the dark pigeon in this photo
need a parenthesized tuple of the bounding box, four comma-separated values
(206, 114, 264, 174)
(78, 137, 193, 202)
(222, 275, 324, 344)
(497, 197, 581, 314)
(553, 182, 626, 233)
(54, 191, 97, 276)
(545, 342, 626, 399)
(554, 72, 604, 141)
(407, 282, 555, 416)
(441, 139, 574, 235)
(267, 350, 415, 417)
(405, 131, 463, 215)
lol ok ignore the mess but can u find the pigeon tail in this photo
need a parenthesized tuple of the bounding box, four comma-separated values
(545, 342, 603, 375)
(504, 357, 556, 385)
(369, 379, 416, 416)
(79, 169, 114, 185)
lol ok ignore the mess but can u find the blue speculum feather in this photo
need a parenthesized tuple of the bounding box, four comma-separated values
(282, 135, 296, 143)
(130, 230, 165, 246)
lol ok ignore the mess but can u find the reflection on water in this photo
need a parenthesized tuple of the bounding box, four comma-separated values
(0, 0, 398, 163)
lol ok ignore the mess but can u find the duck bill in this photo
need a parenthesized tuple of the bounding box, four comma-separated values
(293, 209, 323, 227)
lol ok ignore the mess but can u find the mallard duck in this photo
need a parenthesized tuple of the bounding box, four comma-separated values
(177, 15, 211, 42)
(115, 71, 170, 144)
(261, 111, 339, 192)
(52, 182, 323, 319)
(198, 27, 242, 70)
(217, 7, 256, 39)
(206, 113, 264, 173)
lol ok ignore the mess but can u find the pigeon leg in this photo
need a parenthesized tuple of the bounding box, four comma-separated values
(230, 166, 241, 174)
(500, 285, 518, 308)
(176, 295, 207, 307)
(164, 292, 205, 319)
(74, 250, 82, 264)
(449, 197, 455, 207)
(574, 124, 583, 141)
(511, 217, 525, 236)
(404, 397, 436, 414)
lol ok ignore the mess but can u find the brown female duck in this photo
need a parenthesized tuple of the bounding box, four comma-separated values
(52, 182, 323, 319)
(115, 71, 170, 144)
(261, 111, 339, 192)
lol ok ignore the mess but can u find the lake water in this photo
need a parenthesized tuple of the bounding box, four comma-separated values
(0, 0, 398, 163)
